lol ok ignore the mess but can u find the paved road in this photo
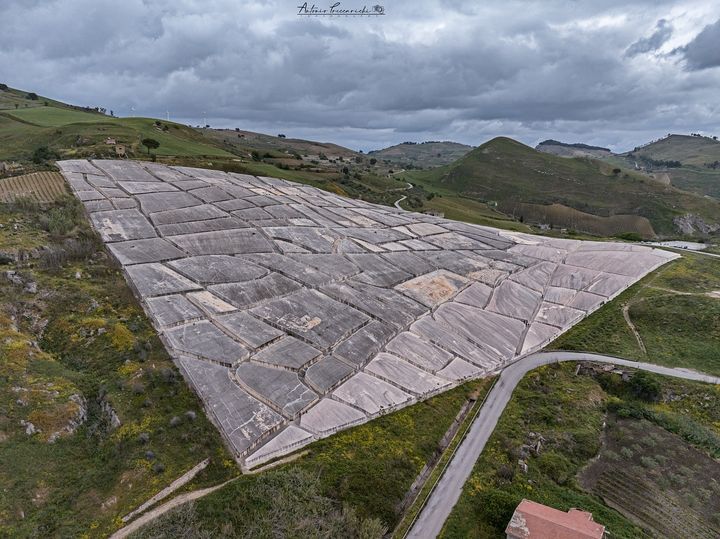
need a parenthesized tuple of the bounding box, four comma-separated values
(394, 182, 413, 209)
(407, 351, 720, 538)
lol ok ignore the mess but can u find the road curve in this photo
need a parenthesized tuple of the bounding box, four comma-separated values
(406, 351, 720, 539)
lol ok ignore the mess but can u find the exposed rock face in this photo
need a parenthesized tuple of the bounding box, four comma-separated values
(48, 394, 88, 442)
(673, 213, 720, 235)
(59, 159, 679, 469)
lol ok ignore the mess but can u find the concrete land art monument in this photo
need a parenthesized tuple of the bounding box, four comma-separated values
(58, 160, 678, 469)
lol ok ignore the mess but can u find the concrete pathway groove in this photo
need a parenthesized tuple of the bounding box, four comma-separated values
(406, 351, 720, 539)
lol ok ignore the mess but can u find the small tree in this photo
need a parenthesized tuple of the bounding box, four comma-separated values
(0, 83, 8, 91)
(26, 92, 39, 100)
(141, 138, 160, 155)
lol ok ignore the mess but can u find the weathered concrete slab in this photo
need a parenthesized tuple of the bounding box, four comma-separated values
(437, 357, 483, 381)
(107, 238, 186, 265)
(118, 181, 178, 194)
(333, 372, 413, 416)
(385, 331, 453, 373)
(305, 356, 355, 394)
(300, 398, 366, 436)
(210, 273, 301, 309)
(396, 270, 467, 307)
(145, 294, 204, 328)
(324, 281, 427, 329)
(252, 336, 321, 371)
(250, 289, 369, 349)
(235, 363, 318, 419)
(434, 303, 525, 360)
(177, 356, 283, 456)
(366, 353, 452, 396)
(125, 263, 201, 297)
(149, 204, 228, 225)
(165, 321, 250, 366)
(333, 321, 396, 368)
(244, 425, 315, 468)
(186, 291, 237, 315)
(169, 229, 273, 256)
(486, 280, 542, 321)
(61, 159, 679, 469)
(168, 255, 268, 284)
(157, 217, 246, 236)
(136, 191, 201, 213)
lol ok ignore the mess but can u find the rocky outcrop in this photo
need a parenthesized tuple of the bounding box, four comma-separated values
(673, 213, 720, 235)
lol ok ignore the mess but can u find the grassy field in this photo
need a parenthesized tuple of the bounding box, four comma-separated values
(440, 363, 720, 538)
(7, 106, 110, 127)
(552, 252, 720, 376)
(630, 134, 720, 167)
(410, 193, 532, 232)
(129, 378, 493, 537)
(666, 167, 720, 199)
(0, 197, 237, 537)
(404, 137, 720, 237)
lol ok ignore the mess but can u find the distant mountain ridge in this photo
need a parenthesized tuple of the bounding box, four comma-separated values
(538, 139, 612, 152)
(406, 136, 720, 237)
(369, 141, 473, 168)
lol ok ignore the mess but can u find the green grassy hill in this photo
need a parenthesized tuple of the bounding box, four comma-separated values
(0, 94, 233, 162)
(369, 141, 473, 168)
(624, 135, 720, 199)
(404, 137, 720, 237)
(629, 134, 720, 167)
(0, 86, 415, 208)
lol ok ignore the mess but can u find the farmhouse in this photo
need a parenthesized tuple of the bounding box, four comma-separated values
(104, 137, 116, 145)
(505, 499, 605, 539)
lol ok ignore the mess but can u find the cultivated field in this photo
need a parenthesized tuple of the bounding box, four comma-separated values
(0, 171, 68, 203)
(581, 417, 720, 538)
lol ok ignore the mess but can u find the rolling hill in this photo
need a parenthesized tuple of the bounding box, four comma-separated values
(536, 139, 613, 159)
(369, 141, 473, 168)
(628, 134, 720, 167)
(404, 137, 720, 237)
(624, 134, 720, 200)
(0, 85, 413, 207)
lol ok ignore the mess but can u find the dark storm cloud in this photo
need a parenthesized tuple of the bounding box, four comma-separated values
(678, 19, 720, 70)
(0, 0, 718, 151)
(626, 19, 672, 56)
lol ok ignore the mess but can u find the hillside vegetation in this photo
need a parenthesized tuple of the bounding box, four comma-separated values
(369, 141, 473, 168)
(405, 137, 720, 237)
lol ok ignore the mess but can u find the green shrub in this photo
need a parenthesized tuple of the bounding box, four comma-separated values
(537, 451, 573, 485)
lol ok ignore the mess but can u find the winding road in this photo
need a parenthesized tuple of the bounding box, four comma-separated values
(394, 182, 413, 210)
(406, 351, 720, 539)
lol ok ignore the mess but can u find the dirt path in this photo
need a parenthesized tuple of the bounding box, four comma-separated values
(109, 477, 238, 539)
(622, 303, 646, 355)
(121, 459, 210, 524)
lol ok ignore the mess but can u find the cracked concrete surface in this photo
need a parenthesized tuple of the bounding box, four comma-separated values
(59, 159, 679, 469)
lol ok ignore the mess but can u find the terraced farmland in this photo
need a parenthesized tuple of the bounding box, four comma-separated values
(581, 417, 720, 539)
(0, 171, 68, 202)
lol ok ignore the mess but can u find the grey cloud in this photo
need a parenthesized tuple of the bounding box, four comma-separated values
(678, 19, 720, 70)
(0, 0, 717, 152)
(625, 19, 672, 56)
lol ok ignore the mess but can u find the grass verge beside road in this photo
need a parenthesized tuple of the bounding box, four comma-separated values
(440, 363, 720, 538)
(552, 252, 720, 376)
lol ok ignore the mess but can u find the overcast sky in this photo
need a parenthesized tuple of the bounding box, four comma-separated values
(1, 0, 719, 152)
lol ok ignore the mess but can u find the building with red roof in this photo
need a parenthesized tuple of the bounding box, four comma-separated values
(506, 499, 606, 539)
